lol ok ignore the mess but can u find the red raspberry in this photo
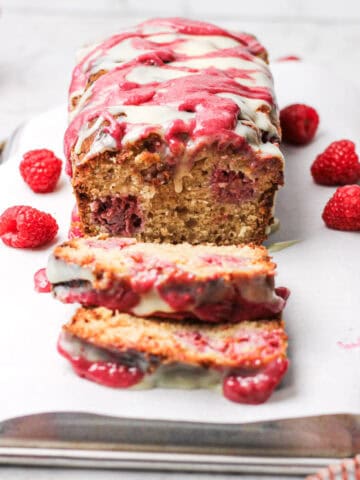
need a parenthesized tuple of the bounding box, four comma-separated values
(223, 357, 288, 404)
(322, 185, 360, 231)
(280, 103, 319, 145)
(311, 140, 360, 186)
(0, 206, 58, 248)
(20, 149, 62, 193)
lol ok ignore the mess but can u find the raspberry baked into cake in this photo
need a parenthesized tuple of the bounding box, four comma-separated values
(65, 17, 284, 245)
(47, 236, 288, 323)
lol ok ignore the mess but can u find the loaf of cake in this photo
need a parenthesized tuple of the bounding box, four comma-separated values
(47, 236, 289, 323)
(58, 306, 288, 403)
(65, 17, 283, 245)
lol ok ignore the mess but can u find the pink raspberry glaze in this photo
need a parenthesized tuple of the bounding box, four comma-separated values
(275, 286, 290, 301)
(57, 338, 144, 388)
(68, 223, 83, 239)
(223, 357, 288, 404)
(64, 18, 277, 176)
(69, 18, 266, 100)
(200, 253, 246, 267)
(85, 237, 137, 249)
(71, 204, 80, 223)
(58, 331, 287, 403)
(192, 296, 285, 323)
(55, 274, 289, 322)
(68, 205, 84, 239)
(57, 284, 140, 312)
(65, 70, 272, 168)
(34, 268, 51, 293)
(276, 55, 301, 62)
(55, 281, 288, 323)
(158, 281, 289, 322)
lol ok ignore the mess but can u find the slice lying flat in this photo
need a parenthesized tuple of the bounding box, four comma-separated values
(58, 306, 288, 404)
(47, 236, 288, 323)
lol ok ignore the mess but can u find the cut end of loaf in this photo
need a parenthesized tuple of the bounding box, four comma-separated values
(73, 143, 283, 245)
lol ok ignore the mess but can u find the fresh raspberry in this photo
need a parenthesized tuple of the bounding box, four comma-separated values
(311, 140, 360, 186)
(223, 357, 288, 404)
(20, 149, 62, 193)
(280, 103, 319, 145)
(0, 206, 58, 248)
(322, 185, 360, 231)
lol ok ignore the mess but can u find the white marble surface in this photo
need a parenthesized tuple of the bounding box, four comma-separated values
(1, 1, 359, 478)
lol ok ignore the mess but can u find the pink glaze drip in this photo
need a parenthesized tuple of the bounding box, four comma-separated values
(71, 204, 80, 223)
(200, 253, 247, 266)
(58, 284, 140, 312)
(64, 18, 277, 175)
(85, 237, 136, 249)
(69, 18, 265, 97)
(58, 331, 287, 403)
(34, 268, 51, 293)
(68, 204, 84, 239)
(276, 55, 301, 62)
(57, 337, 144, 388)
(337, 339, 360, 350)
(223, 357, 288, 404)
(55, 279, 288, 323)
(138, 18, 265, 52)
(52, 236, 289, 322)
(68, 223, 83, 239)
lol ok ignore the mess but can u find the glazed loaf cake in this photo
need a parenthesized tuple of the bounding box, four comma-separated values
(65, 17, 284, 245)
(47, 236, 288, 323)
(58, 306, 288, 403)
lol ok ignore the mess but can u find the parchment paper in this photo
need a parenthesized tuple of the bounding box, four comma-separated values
(1, 63, 359, 424)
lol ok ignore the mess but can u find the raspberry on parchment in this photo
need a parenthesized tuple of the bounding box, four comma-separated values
(0, 205, 58, 248)
(280, 103, 319, 145)
(311, 140, 360, 186)
(322, 185, 360, 231)
(20, 149, 62, 193)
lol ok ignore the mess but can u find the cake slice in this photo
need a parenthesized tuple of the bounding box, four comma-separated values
(47, 236, 289, 323)
(65, 17, 284, 245)
(58, 306, 288, 404)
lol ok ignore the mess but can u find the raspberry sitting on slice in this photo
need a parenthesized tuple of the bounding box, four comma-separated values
(20, 149, 62, 193)
(311, 140, 360, 186)
(0, 206, 58, 248)
(322, 185, 360, 231)
(223, 357, 289, 404)
(280, 104, 319, 145)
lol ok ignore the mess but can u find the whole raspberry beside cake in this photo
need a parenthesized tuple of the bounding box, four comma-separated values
(65, 18, 284, 245)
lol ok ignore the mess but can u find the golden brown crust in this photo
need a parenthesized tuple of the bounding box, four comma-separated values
(64, 307, 287, 369)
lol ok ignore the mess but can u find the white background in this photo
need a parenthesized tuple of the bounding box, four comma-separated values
(1, 1, 360, 479)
